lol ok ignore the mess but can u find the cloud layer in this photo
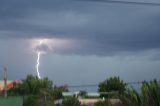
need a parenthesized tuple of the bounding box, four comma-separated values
(0, 0, 160, 56)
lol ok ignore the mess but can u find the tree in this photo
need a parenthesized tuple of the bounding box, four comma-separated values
(21, 75, 53, 95)
(61, 97, 80, 106)
(98, 76, 126, 94)
(21, 75, 54, 106)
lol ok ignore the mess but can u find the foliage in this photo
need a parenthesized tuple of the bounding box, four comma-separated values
(141, 80, 160, 106)
(7, 75, 55, 106)
(23, 95, 54, 106)
(79, 90, 87, 98)
(52, 85, 68, 100)
(21, 75, 53, 95)
(23, 95, 38, 106)
(98, 76, 126, 94)
(61, 97, 80, 106)
(120, 88, 141, 106)
(121, 80, 160, 106)
(94, 101, 110, 106)
(4, 74, 160, 106)
(8, 82, 22, 96)
(35, 98, 55, 106)
(4, 75, 70, 106)
(22, 75, 55, 106)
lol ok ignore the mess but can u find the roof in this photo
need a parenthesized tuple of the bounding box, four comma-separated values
(86, 92, 100, 97)
(62, 92, 75, 96)
(0, 80, 20, 91)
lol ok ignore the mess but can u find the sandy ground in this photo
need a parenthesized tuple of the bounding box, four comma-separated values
(79, 98, 123, 106)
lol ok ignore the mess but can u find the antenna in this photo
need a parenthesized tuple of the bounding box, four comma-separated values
(4, 67, 7, 98)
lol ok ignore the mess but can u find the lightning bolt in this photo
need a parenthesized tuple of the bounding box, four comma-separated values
(35, 40, 43, 79)
(36, 51, 41, 79)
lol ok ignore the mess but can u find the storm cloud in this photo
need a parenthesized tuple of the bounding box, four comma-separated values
(0, 0, 160, 56)
(1, 0, 160, 89)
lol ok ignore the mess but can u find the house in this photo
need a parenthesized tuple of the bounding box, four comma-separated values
(0, 80, 20, 93)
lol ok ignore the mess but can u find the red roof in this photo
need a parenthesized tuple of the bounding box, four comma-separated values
(0, 80, 20, 92)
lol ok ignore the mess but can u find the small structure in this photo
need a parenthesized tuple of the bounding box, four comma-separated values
(79, 98, 104, 106)
(86, 92, 100, 97)
(0, 80, 21, 93)
(62, 92, 75, 97)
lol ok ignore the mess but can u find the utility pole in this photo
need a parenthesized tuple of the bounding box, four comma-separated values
(4, 67, 7, 98)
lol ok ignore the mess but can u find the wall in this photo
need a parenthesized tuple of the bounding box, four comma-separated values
(0, 96, 23, 106)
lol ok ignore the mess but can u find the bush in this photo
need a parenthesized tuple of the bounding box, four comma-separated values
(120, 88, 141, 106)
(121, 80, 160, 106)
(23, 95, 38, 106)
(141, 80, 160, 106)
(94, 101, 110, 106)
(61, 97, 80, 106)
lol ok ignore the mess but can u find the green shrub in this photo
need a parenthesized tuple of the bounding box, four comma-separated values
(94, 101, 110, 106)
(23, 95, 38, 106)
(120, 88, 141, 106)
(121, 80, 160, 106)
(61, 97, 80, 106)
(141, 80, 160, 106)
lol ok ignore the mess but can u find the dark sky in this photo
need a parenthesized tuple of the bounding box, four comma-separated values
(0, 0, 160, 90)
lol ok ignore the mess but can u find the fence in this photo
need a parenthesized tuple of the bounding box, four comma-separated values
(0, 96, 23, 106)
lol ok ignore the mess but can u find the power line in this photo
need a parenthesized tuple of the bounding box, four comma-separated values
(68, 84, 98, 88)
(75, 0, 160, 6)
(67, 80, 160, 88)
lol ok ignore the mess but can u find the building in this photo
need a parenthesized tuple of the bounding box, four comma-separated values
(0, 80, 20, 93)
